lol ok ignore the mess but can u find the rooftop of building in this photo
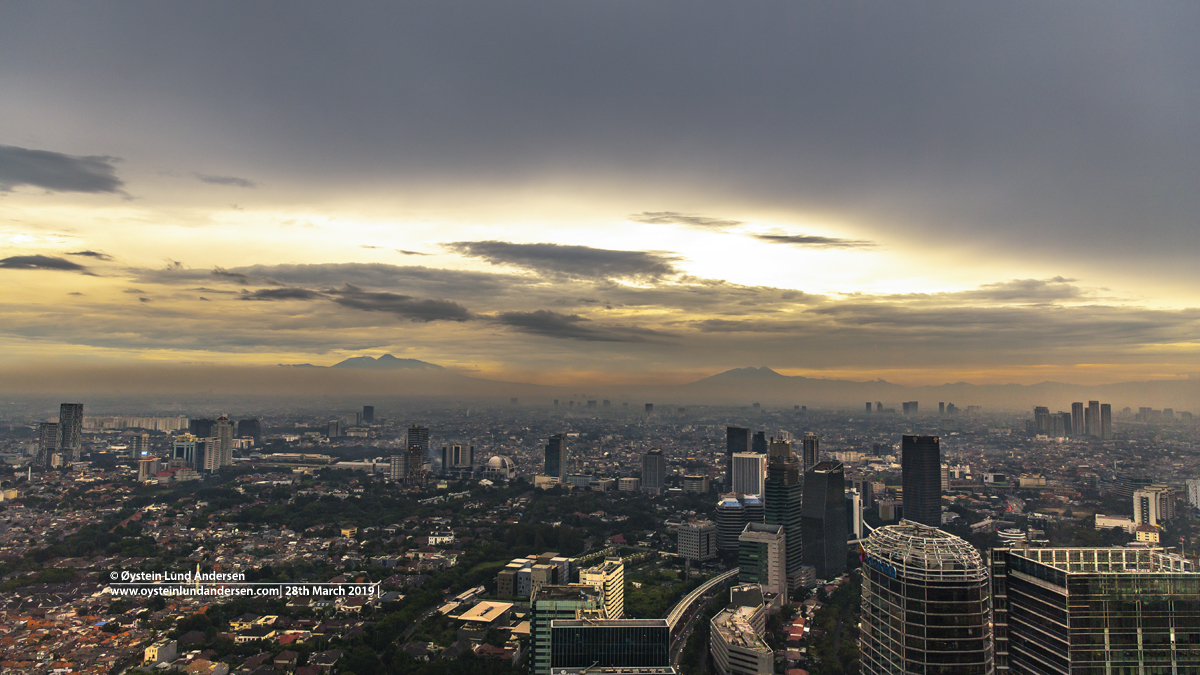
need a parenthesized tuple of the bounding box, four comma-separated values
(533, 585, 600, 603)
(712, 606, 771, 653)
(864, 520, 987, 581)
(550, 618, 669, 628)
(457, 601, 514, 623)
(1005, 547, 1197, 574)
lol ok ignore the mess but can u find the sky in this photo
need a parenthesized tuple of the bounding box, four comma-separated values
(2, 2, 1200, 389)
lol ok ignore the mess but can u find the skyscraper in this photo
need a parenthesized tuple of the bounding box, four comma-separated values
(530, 585, 603, 675)
(992, 547, 1199, 674)
(725, 426, 751, 491)
(731, 452, 766, 496)
(406, 424, 429, 485)
(545, 434, 567, 481)
(361, 405, 374, 423)
(765, 438, 803, 590)
(801, 432, 819, 472)
(1100, 402, 1112, 439)
(751, 431, 768, 454)
(213, 416, 234, 468)
(1071, 401, 1084, 436)
(550, 619, 670, 672)
(37, 422, 58, 468)
(57, 403, 83, 463)
(1087, 400, 1100, 436)
(802, 460, 847, 580)
(901, 435, 941, 527)
(716, 495, 746, 552)
(188, 418, 215, 439)
(738, 522, 787, 597)
(237, 418, 261, 442)
(579, 558, 625, 619)
(1033, 406, 1051, 433)
(860, 521, 993, 675)
(641, 449, 665, 495)
(677, 520, 718, 562)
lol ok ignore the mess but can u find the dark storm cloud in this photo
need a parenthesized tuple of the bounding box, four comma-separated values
(445, 241, 680, 280)
(751, 233, 874, 249)
(195, 173, 257, 188)
(0, 255, 90, 272)
(0, 145, 125, 194)
(67, 250, 114, 261)
(494, 310, 663, 342)
(628, 212, 742, 230)
(7, 2, 1196, 273)
(329, 284, 472, 322)
(240, 287, 324, 301)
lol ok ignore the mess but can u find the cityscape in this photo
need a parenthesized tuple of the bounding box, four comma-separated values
(5, 3, 1200, 675)
(1, 393, 1200, 674)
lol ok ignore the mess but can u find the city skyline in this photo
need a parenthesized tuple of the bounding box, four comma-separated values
(4, 4, 1200, 391)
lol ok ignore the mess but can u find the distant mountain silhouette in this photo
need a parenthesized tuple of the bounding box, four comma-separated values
(330, 354, 444, 370)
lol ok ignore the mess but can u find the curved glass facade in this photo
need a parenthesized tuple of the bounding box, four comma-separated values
(859, 520, 993, 675)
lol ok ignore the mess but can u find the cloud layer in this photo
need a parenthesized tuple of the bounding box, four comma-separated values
(0, 145, 125, 194)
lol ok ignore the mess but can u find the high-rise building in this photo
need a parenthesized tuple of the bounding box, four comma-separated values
(867, 402, 874, 414)
(901, 435, 941, 527)
(641, 449, 666, 495)
(1187, 479, 1200, 510)
(131, 432, 151, 459)
(716, 495, 746, 552)
(738, 522, 786, 597)
(406, 425, 429, 485)
(726, 426, 751, 491)
(731, 452, 766, 496)
(992, 547, 1199, 674)
(710, 585, 773, 675)
(389, 454, 406, 481)
(1033, 406, 1051, 433)
(845, 488, 863, 540)
(860, 521, 992, 675)
(644, 403, 653, 415)
(1087, 400, 1100, 436)
(188, 418, 215, 439)
(765, 439, 804, 590)
(173, 433, 199, 468)
(545, 434, 567, 481)
(550, 619, 670, 671)
(237, 418, 261, 442)
(137, 457, 159, 482)
(579, 558, 625, 619)
(902, 401, 919, 416)
(938, 401, 945, 415)
(530, 585, 603, 675)
(741, 494, 765, 526)
(57, 403, 83, 463)
(801, 433, 819, 472)
(327, 420, 341, 438)
(1071, 402, 1085, 436)
(802, 460, 847, 580)
(1133, 485, 1176, 526)
(751, 431, 768, 455)
(361, 405, 374, 423)
(1100, 402, 1112, 439)
(677, 520, 718, 562)
(37, 422, 58, 468)
(212, 416, 233, 468)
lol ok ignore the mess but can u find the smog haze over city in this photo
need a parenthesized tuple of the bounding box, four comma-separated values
(4, 6, 1200, 675)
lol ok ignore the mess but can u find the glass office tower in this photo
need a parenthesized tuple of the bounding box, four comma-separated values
(860, 520, 993, 675)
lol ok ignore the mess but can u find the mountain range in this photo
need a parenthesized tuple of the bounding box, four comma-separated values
(278, 357, 1200, 410)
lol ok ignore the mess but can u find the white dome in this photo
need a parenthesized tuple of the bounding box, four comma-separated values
(487, 456, 513, 469)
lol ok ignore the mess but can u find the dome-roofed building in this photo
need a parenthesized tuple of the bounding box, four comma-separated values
(860, 520, 993, 675)
(483, 455, 518, 480)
